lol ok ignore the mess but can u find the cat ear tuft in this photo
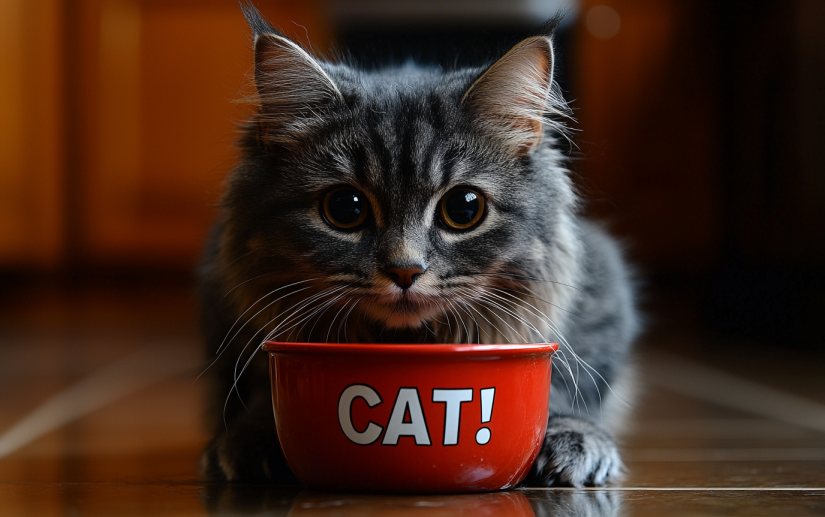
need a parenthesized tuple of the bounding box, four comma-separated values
(243, 4, 343, 146)
(239, 1, 278, 38)
(462, 36, 566, 155)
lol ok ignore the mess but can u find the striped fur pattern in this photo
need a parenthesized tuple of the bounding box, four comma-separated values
(198, 4, 639, 487)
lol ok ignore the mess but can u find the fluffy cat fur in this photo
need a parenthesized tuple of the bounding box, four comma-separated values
(198, 4, 639, 487)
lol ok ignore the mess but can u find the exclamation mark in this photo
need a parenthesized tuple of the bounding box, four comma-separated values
(475, 388, 495, 445)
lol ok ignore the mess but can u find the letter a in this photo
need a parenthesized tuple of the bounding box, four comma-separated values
(382, 388, 431, 445)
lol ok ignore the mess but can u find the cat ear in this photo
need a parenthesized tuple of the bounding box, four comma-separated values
(241, 3, 343, 145)
(462, 36, 558, 155)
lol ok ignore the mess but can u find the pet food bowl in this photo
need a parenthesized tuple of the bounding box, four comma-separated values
(262, 341, 558, 493)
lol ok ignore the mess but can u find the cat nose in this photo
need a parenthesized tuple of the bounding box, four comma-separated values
(385, 265, 426, 290)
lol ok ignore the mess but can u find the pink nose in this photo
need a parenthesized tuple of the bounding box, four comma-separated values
(385, 266, 425, 290)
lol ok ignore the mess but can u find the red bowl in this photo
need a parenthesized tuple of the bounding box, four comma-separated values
(262, 341, 558, 493)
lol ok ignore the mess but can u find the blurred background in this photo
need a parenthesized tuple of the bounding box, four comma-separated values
(2, 1, 825, 513)
(2, 0, 824, 347)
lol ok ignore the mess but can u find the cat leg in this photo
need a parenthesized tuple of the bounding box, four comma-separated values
(200, 412, 297, 483)
(523, 417, 622, 487)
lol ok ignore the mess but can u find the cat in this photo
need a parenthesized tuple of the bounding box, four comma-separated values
(197, 3, 639, 488)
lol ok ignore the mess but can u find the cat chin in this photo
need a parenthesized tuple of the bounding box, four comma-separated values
(364, 300, 440, 330)
(380, 312, 428, 330)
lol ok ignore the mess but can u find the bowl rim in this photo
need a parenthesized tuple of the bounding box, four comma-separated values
(262, 341, 559, 356)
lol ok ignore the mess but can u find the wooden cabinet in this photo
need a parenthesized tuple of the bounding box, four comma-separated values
(0, 0, 330, 269)
(71, 0, 330, 268)
(0, 0, 65, 268)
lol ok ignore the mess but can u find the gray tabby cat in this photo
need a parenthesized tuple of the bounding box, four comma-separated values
(198, 4, 639, 487)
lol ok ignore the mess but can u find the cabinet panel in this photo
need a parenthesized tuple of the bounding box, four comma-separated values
(0, 0, 64, 268)
(74, 0, 330, 267)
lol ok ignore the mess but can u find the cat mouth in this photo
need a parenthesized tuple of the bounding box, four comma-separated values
(367, 293, 438, 329)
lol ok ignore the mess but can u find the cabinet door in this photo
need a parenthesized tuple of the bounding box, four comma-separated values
(72, 0, 330, 268)
(0, 0, 64, 268)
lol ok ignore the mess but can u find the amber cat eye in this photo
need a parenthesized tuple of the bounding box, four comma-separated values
(439, 188, 486, 230)
(322, 187, 369, 230)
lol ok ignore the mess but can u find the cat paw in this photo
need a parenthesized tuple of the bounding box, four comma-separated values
(200, 423, 297, 483)
(524, 417, 622, 487)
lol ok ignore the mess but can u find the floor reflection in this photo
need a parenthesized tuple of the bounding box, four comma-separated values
(201, 485, 622, 517)
(527, 490, 621, 517)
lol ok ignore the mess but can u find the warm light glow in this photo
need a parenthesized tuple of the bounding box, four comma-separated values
(586, 5, 621, 40)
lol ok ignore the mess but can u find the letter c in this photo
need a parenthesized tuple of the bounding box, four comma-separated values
(338, 384, 383, 445)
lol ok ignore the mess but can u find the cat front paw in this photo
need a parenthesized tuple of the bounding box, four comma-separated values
(524, 417, 622, 487)
(200, 420, 297, 483)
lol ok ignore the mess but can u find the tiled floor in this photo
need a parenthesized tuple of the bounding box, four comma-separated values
(1, 280, 824, 515)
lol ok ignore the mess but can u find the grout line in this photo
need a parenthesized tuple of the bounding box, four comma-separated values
(0, 344, 196, 458)
(643, 351, 825, 434)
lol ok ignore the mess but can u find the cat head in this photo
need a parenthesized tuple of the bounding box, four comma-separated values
(216, 4, 580, 342)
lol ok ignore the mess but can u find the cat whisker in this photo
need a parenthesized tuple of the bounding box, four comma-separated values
(196, 281, 318, 384)
(474, 296, 534, 344)
(222, 270, 289, 298)
(461, 302, 482, 345)
(223, 285, 350, 416)
(339, 297, 361, 343)
(476, 289, 583, 368)
(232, 285, 345, 387)
(442, 299, 466, 344)
(448, 298, 486, 345)
(480, 287, 609, 416)
(476, 289, 551, 338)
(217, 278, 319, 355)
(463, 286, 592, 416)
(292, 288, 347, 341)
(458, 287, 531, 344)
(325, 300, 348, 344)
(420, 317, 436, 338)
(486, 284, 583, 319)
(257, 285, 343, 342)
(473, 271, 585, 293)
(434, 300, 453, 341)
(326, 296, 355, 344)
(219, 283, 315, 358)
(305, 291, 351, 342)
(454, 289, 511, 343)
(267, 288, 351, 344)
(448, 298, 475, 344)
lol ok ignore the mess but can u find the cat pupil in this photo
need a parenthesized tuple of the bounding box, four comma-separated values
(328, 189, 363, 225)
(446, 190, 480, 225)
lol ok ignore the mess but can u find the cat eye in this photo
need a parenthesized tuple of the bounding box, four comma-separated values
(322, 187, 369, 230)
(439, 188, 486, 230)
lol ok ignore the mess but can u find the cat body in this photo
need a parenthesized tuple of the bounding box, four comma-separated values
(198, 5, 639, 487)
